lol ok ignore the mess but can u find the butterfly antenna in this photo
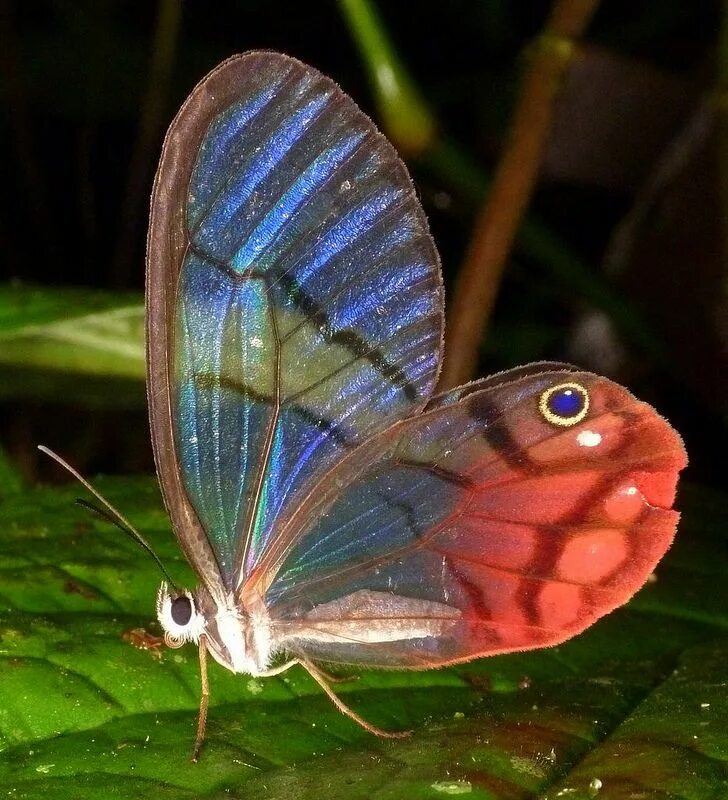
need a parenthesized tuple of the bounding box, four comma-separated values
(38, 445, 178, 590)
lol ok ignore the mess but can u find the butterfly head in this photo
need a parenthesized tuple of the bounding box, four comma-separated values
(156, 582, 207, 648)
(156, 581, 272, 675)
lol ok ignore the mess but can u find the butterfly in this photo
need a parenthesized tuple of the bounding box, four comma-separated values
(144, 51, 686, 759)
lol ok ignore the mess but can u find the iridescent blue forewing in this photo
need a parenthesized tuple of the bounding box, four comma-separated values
(146, 52, 443, 590)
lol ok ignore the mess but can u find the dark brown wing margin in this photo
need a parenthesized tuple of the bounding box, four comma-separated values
(146, 53, 288, 593)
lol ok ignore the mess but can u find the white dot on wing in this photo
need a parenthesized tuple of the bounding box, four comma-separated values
(576, 430, 602, 448)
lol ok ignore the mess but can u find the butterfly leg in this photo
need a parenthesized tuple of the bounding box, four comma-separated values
(301, 659, 411, 739)
(313, 667, 359, 684)
(257, 658, 300, 678)
(191, 634, 210, 763)
(258, 658, 355, 683)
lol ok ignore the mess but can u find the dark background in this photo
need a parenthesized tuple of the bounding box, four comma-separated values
(1, 1, 726, 490)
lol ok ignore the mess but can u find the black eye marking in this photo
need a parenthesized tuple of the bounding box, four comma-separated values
(171, 595, 193, 626)
(538, 382, 590, 427)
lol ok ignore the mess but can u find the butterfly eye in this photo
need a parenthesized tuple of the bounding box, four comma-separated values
(538, 382, 590, 427)
(171, 595, 193, 626)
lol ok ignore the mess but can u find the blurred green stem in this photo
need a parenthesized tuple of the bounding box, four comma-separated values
(337, 0, 437, 156)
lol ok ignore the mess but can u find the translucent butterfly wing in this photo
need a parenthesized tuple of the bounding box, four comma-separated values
(255, 368, 686, 668)
(147, 52, 443, 589)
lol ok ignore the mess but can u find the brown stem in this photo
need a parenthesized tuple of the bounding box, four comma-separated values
(437, 0, 600, 391)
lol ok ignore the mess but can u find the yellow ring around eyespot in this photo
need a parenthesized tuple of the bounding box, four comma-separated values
(538, 381, 590, 427)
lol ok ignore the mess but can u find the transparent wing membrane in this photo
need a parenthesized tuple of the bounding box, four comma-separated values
(148, 53, 442, 587)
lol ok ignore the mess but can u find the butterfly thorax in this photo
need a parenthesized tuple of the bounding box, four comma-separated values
(157, 581, 274, 676)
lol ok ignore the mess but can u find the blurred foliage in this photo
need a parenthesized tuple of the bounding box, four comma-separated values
(1, 0, 726, 485)
(0, 478, 725, 798)
(0, 284, 143, 382)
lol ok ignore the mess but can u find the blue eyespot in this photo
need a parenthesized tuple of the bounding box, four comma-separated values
(549, 387, 582, 417)
(538, 382, 589, 427)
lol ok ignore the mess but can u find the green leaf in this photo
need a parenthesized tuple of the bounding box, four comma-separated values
(0, 446, 24, 498)
(0, 284, 144, 407)
(0, 480, 725, 799)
